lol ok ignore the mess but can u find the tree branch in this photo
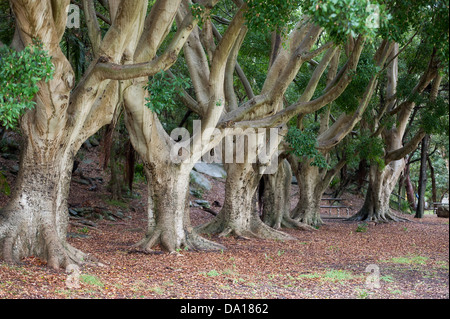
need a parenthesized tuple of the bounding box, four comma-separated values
(385, 129, 426, 164)
(224, 26, 248, 111)
(81, 0, 102, 55)
(320, 156, 347, 193)
(134, 0, 182, 63)
(165, 69, 203, 116)
(227, 36, 365, 129)
(95, 12, 196, 80)
(211, 22, 254, 101)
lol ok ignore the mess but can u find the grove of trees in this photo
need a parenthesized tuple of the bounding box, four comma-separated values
(0, 0, 448, 270)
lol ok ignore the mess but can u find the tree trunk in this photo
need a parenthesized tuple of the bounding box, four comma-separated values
(347, 162, 408, 222)
(427, 156, 437, 204)
(0, 142, 90, 269)
(288, 157, 325, 227)
(196, 162, 295, 240)
(109, 139, 123, 201)
(133, 163, 225, 253)
(404, 163, 416, 210)
(262, 159, 316, 230)
(261, 159, 291, 228)
(415, 135, 429, 218)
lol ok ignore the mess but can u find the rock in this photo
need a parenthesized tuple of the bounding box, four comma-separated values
(190, 170, 212, 191)
(83, 139, 92, 148)
(437, 206, 449, 218)
(73, 178, 91, 185)
(194, 162, 227, 178)
(89, 136, 100, 147)
(194, 199, 210, 208)
(2, 153, 19, 161)
(68, 208, 79, 216)
(104, 214, 116, 221)
(10, 165, 19, 175)
(292, 175, 298, 185)
(67, 232, 90, 239)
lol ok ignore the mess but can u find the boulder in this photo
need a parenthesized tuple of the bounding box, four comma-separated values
(194, 162, 227, 178)
(436, 205, 449, 218)
(194, 199, 211, 208)
(190, 170, 212, 191)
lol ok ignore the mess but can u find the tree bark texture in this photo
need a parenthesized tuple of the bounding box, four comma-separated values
(196, 163, 296, 240)
(261, 159, 316, 230)
(415, 135, 430, 218)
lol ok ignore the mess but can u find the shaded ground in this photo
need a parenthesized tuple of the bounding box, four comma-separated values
(0, 143, 448, 299)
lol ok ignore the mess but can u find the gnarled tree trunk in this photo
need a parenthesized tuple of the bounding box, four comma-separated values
(261, 159, 292, 228)
(348, 44, 440, 223)
(133, 163, 224, 253)
(0, 0, 158, 269)
(348, 160, 407, 222)
(262, 159, 316, 230)
(196, 162, 295, 240)
(0, 144, 86, 268)
(289, 158, 324, 227)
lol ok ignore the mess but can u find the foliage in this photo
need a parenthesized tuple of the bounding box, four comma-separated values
(420, 95, 449, 136)
(0, 39, 54, 129)
(303, 0, 391, 43)
(343, 130, 386, 170)
(0, 171, 10, 195)
(334, 49, 379, 113)
(190, 3, 208, 26)
(244, 0, 300, 35)
(355, 222, 368, 233)
(381, 0, 449, 67)
(285, 126, 329, 168)
(144, 70, 190, 119)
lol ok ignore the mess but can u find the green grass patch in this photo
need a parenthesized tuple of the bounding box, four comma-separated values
(80, 274, 104, 288)
(381, 255, 429, 265)
(355, 223, 368, 233)
(206, 269, 221, 277)
(323, 269, 356, 282)
(105, 198, 129, 209)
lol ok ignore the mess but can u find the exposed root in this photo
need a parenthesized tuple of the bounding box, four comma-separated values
(346, 209, 411, 223)
(132, 227, 225, 254)
(294, 215, 324, 228)
(280, 217, 318, 231)
(197, 215, 296, 241)
(0, 223, 95, 270)
(185, 231, 226, 251)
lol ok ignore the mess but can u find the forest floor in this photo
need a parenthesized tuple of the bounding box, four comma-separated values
(0, 140, 448, 300)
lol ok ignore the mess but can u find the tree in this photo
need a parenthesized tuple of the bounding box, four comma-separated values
(349, 51, 447, 222)
(283, 40, 391, 227)
(122, 0, 248, 253)
(196, 0, 374, 239)
(0, 0, 202, 269)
